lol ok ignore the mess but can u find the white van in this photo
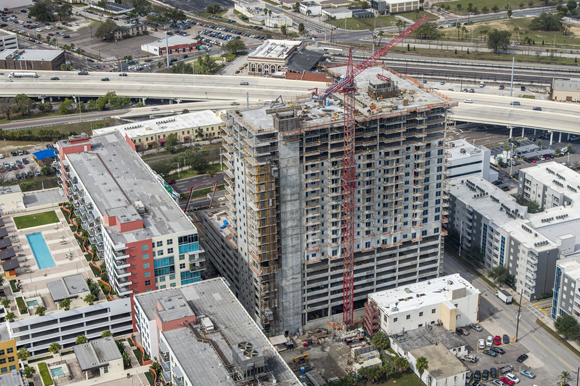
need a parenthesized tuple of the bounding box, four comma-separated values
(479, 82, 485, 88)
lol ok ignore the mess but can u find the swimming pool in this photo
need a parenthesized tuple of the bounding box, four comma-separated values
(50, 366, 64, 377)
(26, 300, 38, 307)
(26, 233, 56, 270)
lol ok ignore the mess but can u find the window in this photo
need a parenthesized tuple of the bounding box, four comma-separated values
(7, 357, 14, 363)
(432, 309, 436, 313)
(0, 367, 6, 374)
(8, 365, 15, 372)
(394, 318, 398, 322)
(170, 274, 175, 280)
(157, 250, 164, 256)
(419, 312, 423, 316)
(6, 348, 12, 354)
(142, 253, 149, 260)
(0, 359, 5, 365)
(180, 263, 186, 269)
(168, 248, 173, 254)
(157, 241, 163, 247)
(0, 350, 4, 356)
(144, 272, 151, 277)
(167, 239, 173, 245)
(141, 245, 148, 251)
(143, 263, 150, 269)
(145, 280, 151, 286)
(179, 254, 185, 260)
(406, 315, 410, 320)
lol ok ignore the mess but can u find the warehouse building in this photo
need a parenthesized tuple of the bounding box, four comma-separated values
(202, 65, 452, 334)
(141, 35, 203, 56)
(0, 49, 65, 71)
(551, 78, 580, 102)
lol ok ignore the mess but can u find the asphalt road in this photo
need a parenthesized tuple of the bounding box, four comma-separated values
(443, 252, 580, 384)
(172, 172, 224, 194)
(0, 110, 121, 130)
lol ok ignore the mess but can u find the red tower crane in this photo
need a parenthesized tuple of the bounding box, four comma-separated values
(322, 15, 429, 326)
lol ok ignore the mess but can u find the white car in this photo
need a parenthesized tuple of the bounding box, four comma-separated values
(464, 99, 473, 103)
(478, 339, 485, 350)
(45, 26, 51, 30)
(36, 28, 42, 32)
(486, 335, 493, 347)
(505, 373, 520, 383)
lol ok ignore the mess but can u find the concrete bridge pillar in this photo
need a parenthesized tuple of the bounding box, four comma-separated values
(141, 98, 147, 105)
(550, 131, 554, 146)
(534, 129, 537, 136)
(169, 99, 173, 104)
(509, 126, 513, 139)
(50, 96, 53, 102)
(568, 133, 571, 140)
(521, 128, 525, 138)
(559, 132, 562, 143)
(41, 97, 45, 104)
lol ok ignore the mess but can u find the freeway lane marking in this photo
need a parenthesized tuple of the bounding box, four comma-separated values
(443, 261, 577, 372)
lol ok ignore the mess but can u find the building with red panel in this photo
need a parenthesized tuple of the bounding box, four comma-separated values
(55, 132, 205, 300)
(141, 35, 203, 56)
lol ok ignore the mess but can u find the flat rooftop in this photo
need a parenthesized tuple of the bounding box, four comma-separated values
(64, 131, 195, 245)
(233, 66, 451, 135)
(0, 49, 63, 61)
(134, 278, 299, 385)
(92, 110, 223, 139)
(410, 344, 468, 380)
(393, 325, 466, 352)
(553, 78, 580, 92)
(447, 139, 486, 161)
(144, 35, 199, 48)
(0, 370, 23, 386)
(157, 295, 194, 323)
(46, 273, 89, 302)
(368, 274, 480, 316)
(558, 255, 580, 280)
(249, 39, 301, 59)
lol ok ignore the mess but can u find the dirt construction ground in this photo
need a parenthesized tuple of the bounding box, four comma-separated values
(280, 338, 351, 380)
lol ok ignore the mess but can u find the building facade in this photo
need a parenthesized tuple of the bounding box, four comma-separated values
(0, 49, 65, 71)
(322, 7, 353, 19)
(56, 132, 204, 298)
(202, 65, 452, 335)
(299, 1, 322, 15)
(0, 31, 17, 52)
(553, 255, 580, 321)
(409, 345, 468, 386)
(551, 78, 580, 102)
(248, 39, 301, 76)
(113, 24, 147, 40)
(0, 326, 18, 375)
(446, 139, 497, 182)
(141, 36, 203, 56)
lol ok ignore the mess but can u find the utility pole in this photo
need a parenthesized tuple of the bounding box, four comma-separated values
(514, 289, 523, 342)
(510, 57, 514, 97)
(459, 220, 463, 256)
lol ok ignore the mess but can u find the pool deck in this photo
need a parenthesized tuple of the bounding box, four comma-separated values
(1, 206, 102, 314)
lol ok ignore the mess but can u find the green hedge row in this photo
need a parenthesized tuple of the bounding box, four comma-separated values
(38, 362, 53, 386)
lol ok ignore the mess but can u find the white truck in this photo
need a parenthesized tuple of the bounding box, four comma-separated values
(497, 290, 513, 304)
(8, 72, 38, 78)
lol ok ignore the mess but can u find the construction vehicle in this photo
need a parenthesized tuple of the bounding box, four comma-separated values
(291, 354, 310, 363)
(319, 15, 429, 326)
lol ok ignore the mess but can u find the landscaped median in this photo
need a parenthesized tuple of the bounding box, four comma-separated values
(13, 211, 59, 230)
(38, 362, 53, 386)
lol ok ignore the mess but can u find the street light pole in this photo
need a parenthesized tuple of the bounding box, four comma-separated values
(514, 289, 523, 342)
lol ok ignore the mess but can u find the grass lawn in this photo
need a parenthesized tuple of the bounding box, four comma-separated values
(433, 0, 537, 14)
(166, 163, 223, 181)
(326, 11, 436, 31)
(145, 371, 155, 386)
(13, 210, 59, 229)
(361, 370, 423, 385)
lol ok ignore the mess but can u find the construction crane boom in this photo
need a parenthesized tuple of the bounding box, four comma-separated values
(322, 15, 429, 327)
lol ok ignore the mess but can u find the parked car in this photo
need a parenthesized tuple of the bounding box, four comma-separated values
(505, 373, 520, 383)
(22, 158, 28, 164)
(492, 380, 504, 386)
(478, 339, 485, 349)
(166, 180, 176, 185)
(499, 376, 515, 386)
(490, 368, 497, 379)
(520, 370, 535, 379)
(491, 347, 505, 354)
(474, 370, 481, 382)
(483, 349, 498, 357)
(486, 336, 493, 347)
(482, 369, 489, 380)
(516, 354, 528, 363)
(471, 324, 483, 332)
(494, 335, 501, 345)
(456, 327, 469, 336)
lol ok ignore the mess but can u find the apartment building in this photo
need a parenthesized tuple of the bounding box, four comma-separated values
(202, 65, 453, 335)
(0, 325, 18, 375)
(0, 31, 18, 52)
(132, 278, 299, 386)
(553, 255, 580, 321)
(55, 132, 205, 298)
(445, 139, 497, 182)
(448, 166, 580, 301)
(92, 110, 225, 147)
(365, 274, 480, 335)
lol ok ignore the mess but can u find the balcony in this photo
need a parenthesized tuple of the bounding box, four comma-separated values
(112, 249, 130, 261)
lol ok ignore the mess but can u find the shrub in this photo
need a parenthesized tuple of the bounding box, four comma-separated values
(15, 297, 28, 314)
(38, 362, 54, 386)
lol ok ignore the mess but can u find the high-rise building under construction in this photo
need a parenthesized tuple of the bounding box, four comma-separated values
(201, 65, 455, 335)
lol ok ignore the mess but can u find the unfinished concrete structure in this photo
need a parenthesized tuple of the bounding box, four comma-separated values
(202, 65, 455, 335)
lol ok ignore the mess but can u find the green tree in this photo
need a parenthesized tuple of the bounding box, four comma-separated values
(1, 298, 10, 310)
(23, 366, 36, 379)
(371, 330, 390, 349)
(567, 0, 578, 10)
(396, 19, 408, 32)
(555, 314, 580, 339)
(225, 39, 247, 55)
(75, 335, 88, 345)
(101, 330, 113, 338)
(48, 342, 62, 354)
(35, 306, 47, 316)
(394, 356, 409, 372)
(57, 3, 72, 20)
(358, 365, 385, 382)
(97, 0, 107, 10)
(487, 29, 512, 53)
(59, 298, 71, 310)
(206, 5, 213, 12)
(281, 25, 287, 35)
(530, 12, 563, 31)
(192, 151, 209, 173)
(95, 19, 118, 41)
(293, 1, 300, 11)
(492, 4, 499, 11)
(537, 139, 543, 147)
(560, 371, 572, 384)
(84, 294, 97, 305)
(135, 102, 145, 108)
(132, 0, 151, 17)
(213, 3, 221, 13)
(14, 94, 36, 116)
(5, 312, 15, 322)
(17, 348, 31, 362)
(298, 23, 305, 35)
(58, 98, 73, 114)
(568, 144, 574, 154)
(196, 128, 204, 140)
(150, 161, 173, 178)
(489, 265, 511, 284)
(41, 165, 52, 176)
(416, 356, 429, 376)
(166, 133, 178, 147)
(29, 0, 55, 21)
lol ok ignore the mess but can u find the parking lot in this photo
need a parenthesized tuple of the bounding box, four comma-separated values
(0, 149, 46, 183)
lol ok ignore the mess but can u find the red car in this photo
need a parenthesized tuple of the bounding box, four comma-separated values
(494, 335, 501, 345)
(500, 376, 515, 386)
(166, 180, 176, 185)
(17, 164, 23, 169)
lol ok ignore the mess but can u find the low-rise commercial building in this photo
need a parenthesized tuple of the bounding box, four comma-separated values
(248, 39, 301, 76)
(74, 337, 123, 378)
(390, 325, 467, 357)
(133, 278, 300, 385)
(409, 344, 468, 386)
(0, 49, 65, 71)
(299, 1, 322, 15)
(365, 274, 480, 336)
(0, 31, 17, 52)
(113, 24, 147, 40)
(445, 139, 497, 182)
(234, 0, 266, 17)
(322, 7, 353, 19)
(0, 369, 23, 386)
(92, 110, 225, 148)
(551, 78, 580, 102)
(141, 36, 203, 56)
(383, 0, 420, 13)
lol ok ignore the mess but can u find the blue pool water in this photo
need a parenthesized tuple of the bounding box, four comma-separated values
(26, 233, 56, 270)
(26, 300, 38, 307)
(50, 367, 64, 377)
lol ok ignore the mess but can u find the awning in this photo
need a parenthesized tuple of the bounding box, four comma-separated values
(0, 218, 4, 227)
(0, 248, 15, 261)
(0, 228, 7, 239)
(184, 136, 190, 140)
(2, 258, 19, 271)
(158, 138, 167, 144)
(147, 142, 153, 146)
(0, 238, 12, 250)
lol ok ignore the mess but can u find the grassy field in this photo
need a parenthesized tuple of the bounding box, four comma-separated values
(27, 118, 118, 137)
(438, 17, 580, 48)
(361, 371, 424, 386)
(433, 0, 536, 13)
(326, 11, 436, 31)
(13, 210, 59, 229)
(166, 163, 223, 181)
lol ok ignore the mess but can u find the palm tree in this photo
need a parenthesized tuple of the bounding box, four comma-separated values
(35, 306, 46, 316)
(101, 330, 113, 338)
(59, 298, 71, 311)
(394, 356, 409, 372)
(75, 335, 87, 345)
(1, 298, 10, 310)
(208, 170, 217, 180)
(23, 366, 36, 379)
(377, 30, 385, 46)
(48, 342, 62, 355)
(416, 356, 429, 377)
(560, 371, 571, 385)
(456, 21, 461, 40)
(17, 348, 31, 362)
(5, 312, 15, 322)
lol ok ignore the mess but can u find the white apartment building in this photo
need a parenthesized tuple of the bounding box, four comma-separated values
(366, 274, 480, 335)
(203, 65, 453, 335)
(446, 139, 497, 182)
(553, 255, 580, 321)
(299, 1, 322, 16)
(0, 31, 18, 52)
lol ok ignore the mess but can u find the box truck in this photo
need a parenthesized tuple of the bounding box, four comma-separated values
(8, 72, 38, 78)
(497, 290, 513, 304)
